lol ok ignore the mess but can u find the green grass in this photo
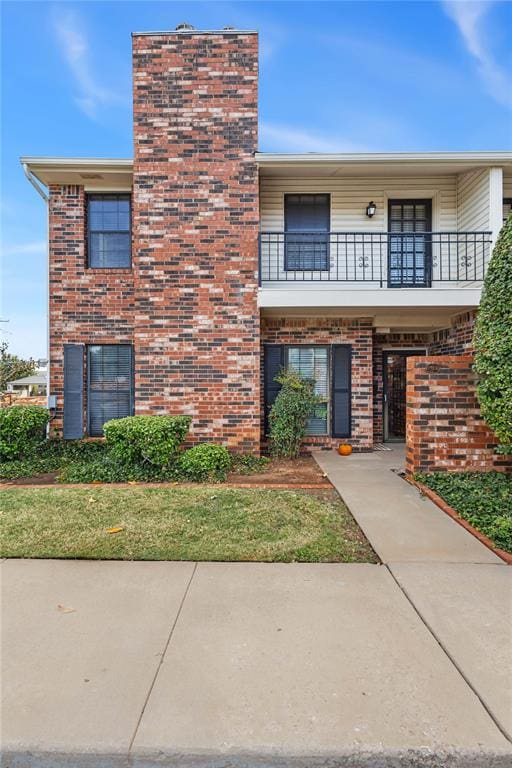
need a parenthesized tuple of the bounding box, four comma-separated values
(416, 472, 512, 553)
(0, 486, 377, 563)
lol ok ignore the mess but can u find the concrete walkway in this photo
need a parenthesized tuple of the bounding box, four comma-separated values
(313, 446, 502, 563)
(2, 557, 511, 767)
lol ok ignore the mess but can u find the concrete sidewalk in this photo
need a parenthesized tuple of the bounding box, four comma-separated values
(2, 558, 511, 767)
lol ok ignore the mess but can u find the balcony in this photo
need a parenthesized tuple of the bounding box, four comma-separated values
(259, 231, 491, 288)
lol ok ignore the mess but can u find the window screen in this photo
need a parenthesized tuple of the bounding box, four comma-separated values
(87, 345, 133, 436)
(87, 194, 131, 268)
(284, 194, 330, 271)
(286, 346, 329, 435)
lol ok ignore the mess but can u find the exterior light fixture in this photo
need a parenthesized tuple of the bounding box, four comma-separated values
(366, 201, 377, 218)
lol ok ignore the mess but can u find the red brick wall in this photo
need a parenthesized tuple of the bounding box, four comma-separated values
(132, 31, 260, 452)
(406, 355, 512, 474)
(372, 332, 430, 443)
(48, 184, 135, 436)
(429, 310, 476, 355)
(373, 312, 478, 444)
(261, 317, 374, 450)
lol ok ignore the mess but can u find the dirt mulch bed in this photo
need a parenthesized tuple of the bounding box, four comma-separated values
(227, 456, 329, 487)
(2, 456, 331, 490)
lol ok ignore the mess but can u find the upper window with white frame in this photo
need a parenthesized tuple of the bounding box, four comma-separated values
(87, 194, 131, 268)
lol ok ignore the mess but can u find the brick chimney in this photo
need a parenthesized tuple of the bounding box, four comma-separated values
(132, 28, 260, 451)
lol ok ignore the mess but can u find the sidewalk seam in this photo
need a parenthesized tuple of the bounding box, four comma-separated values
(127, 561, 198, 753)
(386, 563, 512, 746)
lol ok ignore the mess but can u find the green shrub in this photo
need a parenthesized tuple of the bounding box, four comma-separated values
(473, 214, 512, 453)
(0, 439, 107, 479)
(416, 471, 512, 552)
(268, 370, 319, 459)
(103, 415, 191, 469)
(180, 443, 232, 481)
(0, 406, 49, 461)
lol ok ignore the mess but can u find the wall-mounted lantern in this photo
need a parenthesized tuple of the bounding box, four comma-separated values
(366, 201, 377, 218)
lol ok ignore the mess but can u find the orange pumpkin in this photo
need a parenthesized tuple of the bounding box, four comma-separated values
(338, 443, 352, 456)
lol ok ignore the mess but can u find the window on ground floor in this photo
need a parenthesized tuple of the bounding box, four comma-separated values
(263, 344, 351, 438)
(286, 346, 329, 435)
(87, 345, 134, 436)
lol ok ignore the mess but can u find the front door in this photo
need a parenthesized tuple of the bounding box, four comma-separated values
(388, 199, 432, 287)
(383, 350, 426, 441)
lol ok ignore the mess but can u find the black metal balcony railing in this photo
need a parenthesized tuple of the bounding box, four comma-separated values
(259, 231, 491, 287)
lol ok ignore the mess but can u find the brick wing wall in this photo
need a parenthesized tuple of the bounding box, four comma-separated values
(132, 31, 260, 451)
(406, 355, 511, 474)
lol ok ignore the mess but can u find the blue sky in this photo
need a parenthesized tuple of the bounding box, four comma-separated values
(1, 0, 511, 358)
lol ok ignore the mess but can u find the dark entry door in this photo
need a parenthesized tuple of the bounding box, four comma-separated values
(383, 350, 425, 441)
(388, 199, 432, 287)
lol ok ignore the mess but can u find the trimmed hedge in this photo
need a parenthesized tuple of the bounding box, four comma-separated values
(473, 214, 512, 452)
(103, 415, 191, 469)
(0, 406, 49, 461)
(180, 444, 232, 481)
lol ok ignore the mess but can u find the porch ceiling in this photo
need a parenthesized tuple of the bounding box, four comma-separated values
(260, 305, 473, 332)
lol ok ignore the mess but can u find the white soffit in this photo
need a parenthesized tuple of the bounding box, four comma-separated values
(20, 157, 133, 188)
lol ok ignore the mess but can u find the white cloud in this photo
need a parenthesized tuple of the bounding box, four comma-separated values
(259, 122, 369, 153)
(442, 1, 512, 108)
(53, 9, 121, 119)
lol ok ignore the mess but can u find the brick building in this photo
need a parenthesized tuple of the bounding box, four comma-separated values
(22, 26, 512, 454)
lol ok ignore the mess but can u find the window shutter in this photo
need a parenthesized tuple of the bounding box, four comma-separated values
(88, 345, 133, 436)
(263, 345, 284, 433)
(332, 345, 351, 438)
(63, 344, 84, 439)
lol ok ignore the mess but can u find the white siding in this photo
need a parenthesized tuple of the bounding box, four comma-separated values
(456, 169, 490, 231)
(260, 175, 460, 287)
(503, 173, 512, 200)
(260, 175, 457, 232)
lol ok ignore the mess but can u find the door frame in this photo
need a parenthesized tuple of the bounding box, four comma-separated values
(387, 198, 433, 288)
(382, 348, 426, 442)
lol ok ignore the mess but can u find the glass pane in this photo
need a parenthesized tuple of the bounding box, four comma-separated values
(88, 195, 130, 232)
(286, 347, 329, 435)
(89, 232, 131, 267)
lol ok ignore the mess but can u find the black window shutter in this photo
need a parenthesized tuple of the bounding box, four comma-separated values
(331, 345, 351, 438)
(263, 345, 284, 433)
(63, 344, 84, 439)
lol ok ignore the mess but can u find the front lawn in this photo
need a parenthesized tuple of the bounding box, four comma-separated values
(416, 472, 512, 553)
(0, 486, 377, 562)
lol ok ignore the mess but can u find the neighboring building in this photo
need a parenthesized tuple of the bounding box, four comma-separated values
(7, 371, 47, 397)
(21, 26, 512, 452)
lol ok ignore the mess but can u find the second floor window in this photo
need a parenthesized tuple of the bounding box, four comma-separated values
(284, 193, 330, 271)
(87, 194, 131, 268)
